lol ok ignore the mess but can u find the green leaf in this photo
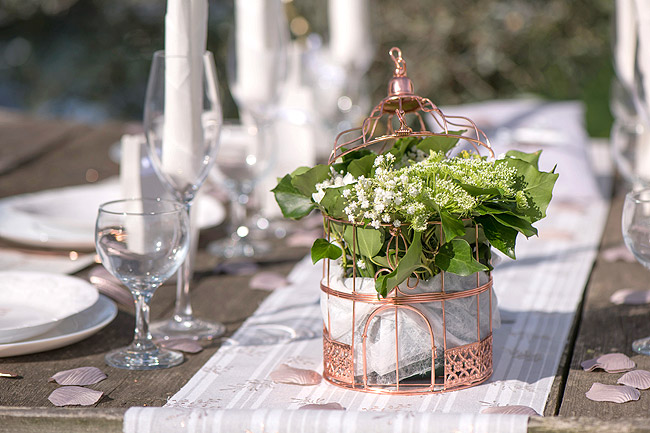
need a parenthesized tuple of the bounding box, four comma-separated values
(417, 130, 466, 154)
(497, 155, 558, 223)
(491, 213, 538, 238)
(343, 225, 384, 258)
(272, 175, 315, 219)
(434, 238, 489, 276)
(375, 231, 423, 297)
(370, 254, 390, 268)
(291, 164, 330, 196)
(476, 215, 518, 259)
(389, 137, 418, 160)
(319, 186, 348, 219)
(342, 148, 373, 163)
(457, 182, 500, 197)
(289, 166, 311, 177)
(311, 238, 342, 264)
(347, 154, 377, 177)
(505, 149, 541, 168)
(439, 210, 466, 242)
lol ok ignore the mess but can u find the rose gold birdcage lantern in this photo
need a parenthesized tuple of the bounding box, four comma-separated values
(320, 47, 496, 394)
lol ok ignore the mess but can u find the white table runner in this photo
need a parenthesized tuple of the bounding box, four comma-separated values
(125, 100, 612, 433)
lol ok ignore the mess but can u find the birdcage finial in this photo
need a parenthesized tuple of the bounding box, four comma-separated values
(387, 47, 414, 97)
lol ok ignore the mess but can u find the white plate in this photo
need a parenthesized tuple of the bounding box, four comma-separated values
(0, 178, 225, 249)
(0, 271, 99, 343)
(0, 295, 117, 357)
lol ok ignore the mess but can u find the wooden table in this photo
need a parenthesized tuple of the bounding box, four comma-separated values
(0, 110, 649, 432)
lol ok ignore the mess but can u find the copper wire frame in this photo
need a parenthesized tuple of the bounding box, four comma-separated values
(320, 47, 494, 395)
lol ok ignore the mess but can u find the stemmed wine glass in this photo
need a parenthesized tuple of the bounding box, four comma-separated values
(96, 199, 190, 369)
(208, 0, 288, 257)
(207, 123, 275, 258)
(622, 188, 650, 355)
(143, 50, 224, 340)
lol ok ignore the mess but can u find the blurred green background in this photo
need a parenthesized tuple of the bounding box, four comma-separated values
(0, 0, 613, 136)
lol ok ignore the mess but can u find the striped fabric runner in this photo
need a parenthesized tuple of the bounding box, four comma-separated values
(124, 102, 611, 433)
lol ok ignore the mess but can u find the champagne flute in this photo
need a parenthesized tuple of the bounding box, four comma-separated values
(622, 188, 650, 355)
(144, 50, 225, 340)
(96, 199, 189, 369)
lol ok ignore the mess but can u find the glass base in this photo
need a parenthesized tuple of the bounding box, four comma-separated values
(633, 336, 650, 355)
(208, 237, 270, 259)
(105, 346, 183, 370)
(223, 323, 318, 346)
(150, 316, 226, 341)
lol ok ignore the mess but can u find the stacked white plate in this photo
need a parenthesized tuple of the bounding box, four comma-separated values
(0, 271, 117, 357)
(0, 178, 225, 250)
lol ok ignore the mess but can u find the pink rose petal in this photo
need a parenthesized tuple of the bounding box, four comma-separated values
(269, 364, 322, 386)
(49, 367, 107, 386)
(602, 245, 636, 263)
(299, 402, 345, 410)
(581, 353, 635, 373)
(481, 405, 540, 416)
(617, 370, 650, 390)
(250, 272, 288, 291)
(159, 339, 203, 354)
(585, 382, 640, 403)
(610, 289, 650, 305)
(48, 386, 104, 406)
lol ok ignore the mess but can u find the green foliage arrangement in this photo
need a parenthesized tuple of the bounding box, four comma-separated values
(273, 134, 558, 298)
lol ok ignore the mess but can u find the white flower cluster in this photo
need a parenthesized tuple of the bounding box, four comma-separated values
(312, 170, 355, 204)
(341, 150, 518, 231)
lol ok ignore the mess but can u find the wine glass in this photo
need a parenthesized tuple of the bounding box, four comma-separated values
(95, 199, 190, 370)
(622, 188, 650, 355)
(144, 50, 225, 340)
(207, 123, 275, 258)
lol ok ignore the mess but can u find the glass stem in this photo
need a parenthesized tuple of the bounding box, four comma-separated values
(173, 202, 197, 323)
(130, 291, 156, 352)
(230, 185, 250, 240)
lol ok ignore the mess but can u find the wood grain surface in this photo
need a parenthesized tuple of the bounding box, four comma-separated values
(2, 110, 650, 431)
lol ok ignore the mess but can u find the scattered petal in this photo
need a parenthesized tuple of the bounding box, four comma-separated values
(299, 402, 345, 410)
(49, 367, 107, 386)
(269, 364, 322, 386)
(602, 245, 636, 263)
(158, 339, 203, 354)
(0, 370, 21, 379)
(617, 370, 650, 390)
(581, 353, 635, 373)
(585, 383, 640, 403)
(610, 289, 650, 305)
(250, 272, 288, 291)
(481, 405, 540, 416)
(48, 386, 104, 406)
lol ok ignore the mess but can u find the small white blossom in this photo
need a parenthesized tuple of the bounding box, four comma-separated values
(357, 259, 366, 270)
(393, 220, 401, 227)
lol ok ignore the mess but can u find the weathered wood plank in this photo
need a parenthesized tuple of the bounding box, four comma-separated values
(0, 120, 122, 198)
(0, 407, 125, 433)
(559, 190, 650, 418)
(528, 416, 650, 432)
(0, 109, 91, 177)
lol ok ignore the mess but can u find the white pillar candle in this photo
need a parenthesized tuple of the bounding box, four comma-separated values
(233, 0, 285, 116)
(328, 0, 371, 69)
(163, 0, 207, 182)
